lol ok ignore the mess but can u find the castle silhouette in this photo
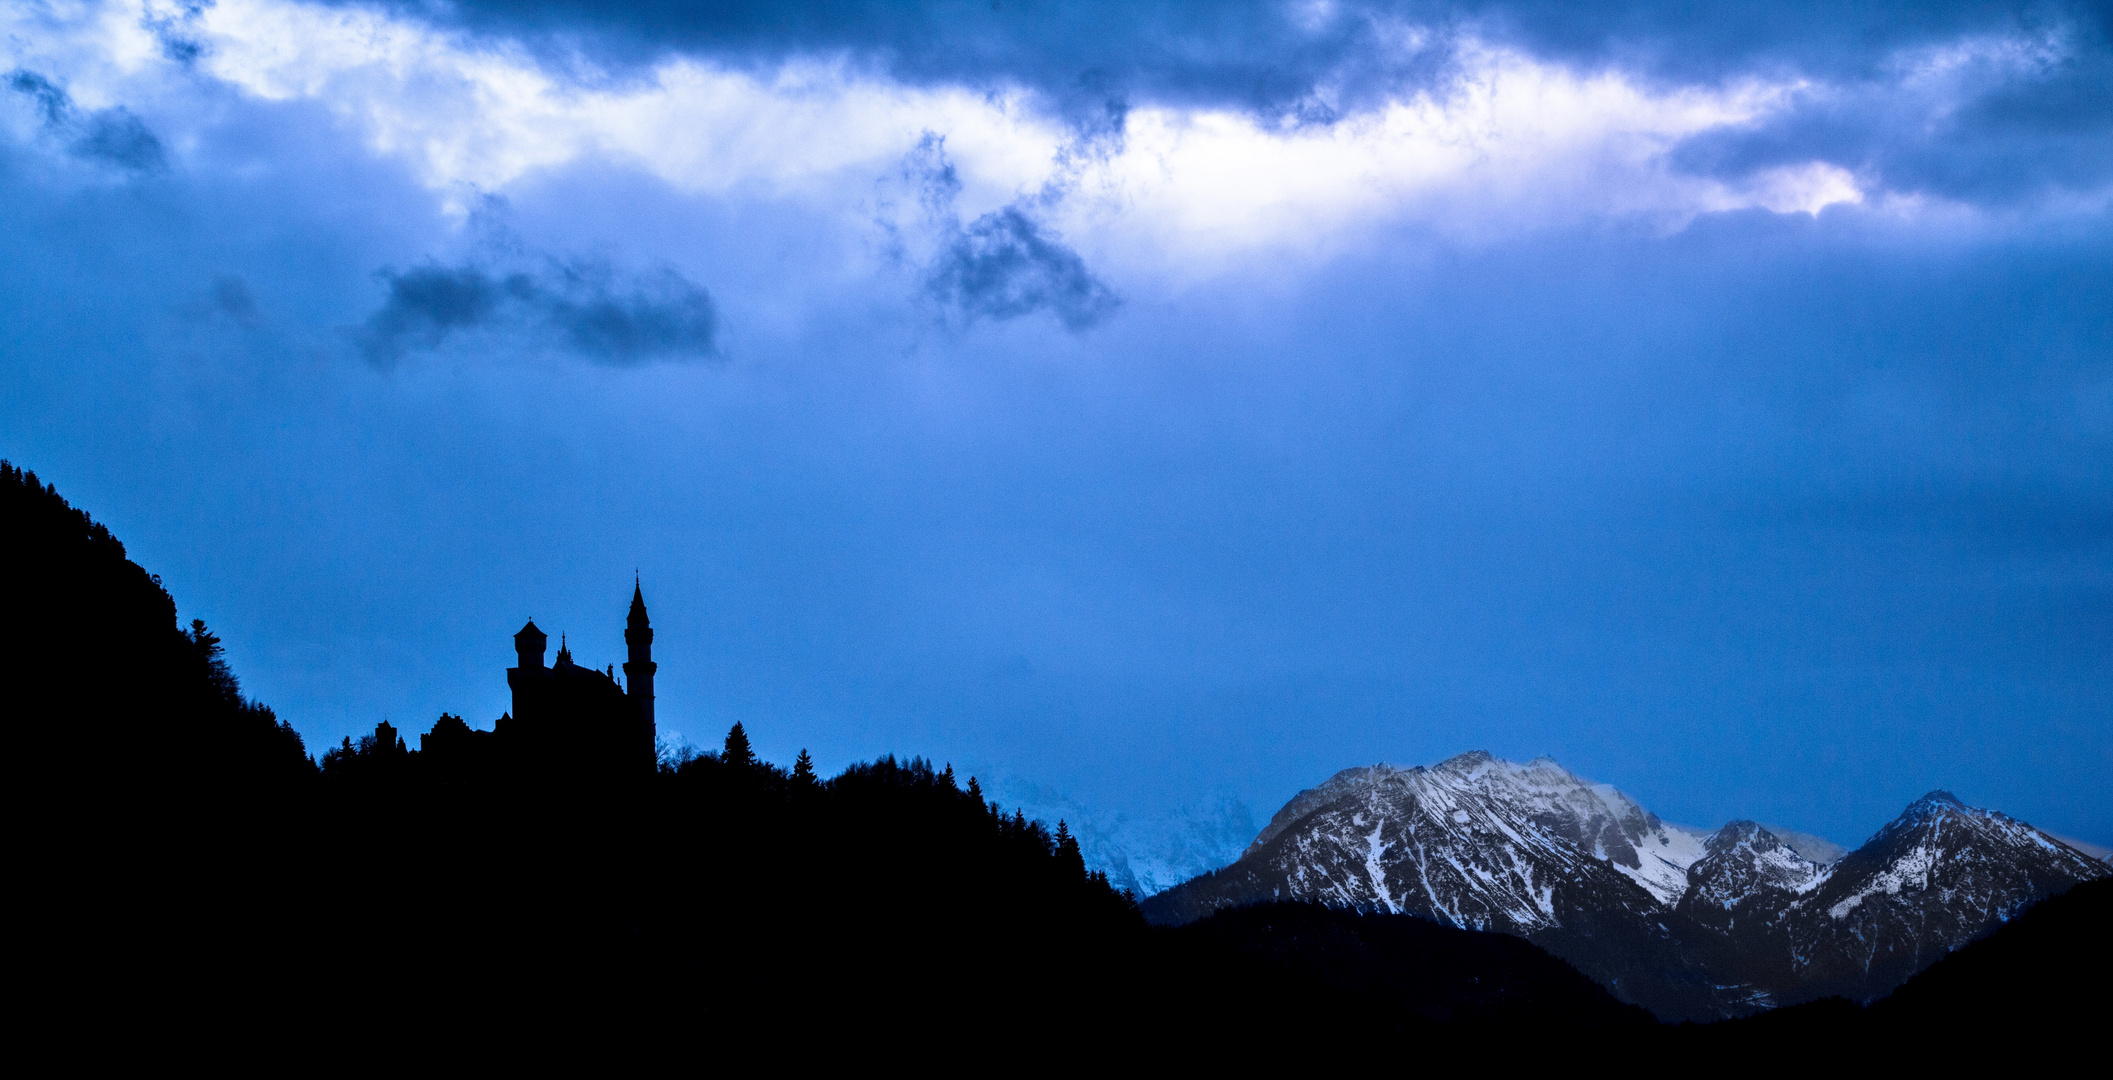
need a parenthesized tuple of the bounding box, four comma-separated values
(491, 582, 658, 778)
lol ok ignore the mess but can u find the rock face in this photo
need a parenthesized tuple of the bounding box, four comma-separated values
(1142, 754, 2107, 1020)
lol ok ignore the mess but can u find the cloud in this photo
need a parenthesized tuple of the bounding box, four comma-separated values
(318, 0, 2113, 217)
(209, 275, 263, 325)
(363, 2, 2106, 120)
(352, 258, 718, 367)
(6, 69, 168, 172)
(1667, 24, 2113, 204)
(144, 1, 216, 66)
(363, 0, 1467, 129)
(890, 134, 1118, 331)
(929, 207, 1119, 330)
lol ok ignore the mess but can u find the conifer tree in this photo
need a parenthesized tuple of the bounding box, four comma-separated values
(792, 748, 816, 786)
(1056, 820, 1086, 877)
(966, 776, 981, 800)
(723, 722, 755, 769)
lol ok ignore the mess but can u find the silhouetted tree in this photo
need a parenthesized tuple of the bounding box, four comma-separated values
(792, 748, 816, 786)
(723, 722, 755, 769)
(1056, 820, 1086, 877)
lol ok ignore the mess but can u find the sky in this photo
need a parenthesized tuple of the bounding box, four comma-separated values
(3, 0, 2108, 850)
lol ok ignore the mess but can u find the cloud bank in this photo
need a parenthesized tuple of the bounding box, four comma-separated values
(17, 0, 2100, 276)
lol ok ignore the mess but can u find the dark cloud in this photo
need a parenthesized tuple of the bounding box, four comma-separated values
(1667, 15, 2113, 202)
(353, 258, 718, 366)
(144, 1, 215, 66)
(537, 261, 721, 361)
(929, 207, 1118, 330)
(360, 0, 1465, 128)
(6, 69, 167, 172)
(8, 69, 68, 126)
(361, 2, 2108, 109)
(893, 134, 1118, 331)
(210, 275, 262, 325)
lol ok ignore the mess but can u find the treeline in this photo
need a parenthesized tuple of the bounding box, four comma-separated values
(3, 461, 309, 797)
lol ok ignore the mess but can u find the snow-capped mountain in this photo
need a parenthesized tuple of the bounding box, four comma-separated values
(1142, 753, 2108, 1019)
(1236, 754, 1710, 908)
(1678, 820, 1827, 934)
(1781, 791, 2107, 1001)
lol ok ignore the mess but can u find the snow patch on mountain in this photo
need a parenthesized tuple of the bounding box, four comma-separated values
(1828, 840, 1937, 919)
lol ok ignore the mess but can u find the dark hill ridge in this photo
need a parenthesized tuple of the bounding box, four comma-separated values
(1175, 902, 1653, 1029)
(1143, 755, 2107, 1020)
(1672, 878, 2113, 1061)
(1, 461, 309, 794)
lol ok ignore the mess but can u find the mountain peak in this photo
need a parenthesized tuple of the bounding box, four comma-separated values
(1436, 750, 1497, 773)
(1706, 820, 1781, 853)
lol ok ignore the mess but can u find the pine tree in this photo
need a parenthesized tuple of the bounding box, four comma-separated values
(1056, 820, 1086, 877)
(966, 776, 982, 800)
(792, 748, 816, 786)
(723, 723, 755, 769)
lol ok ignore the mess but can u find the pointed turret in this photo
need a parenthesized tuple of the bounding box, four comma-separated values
(624, 581, 657, 737)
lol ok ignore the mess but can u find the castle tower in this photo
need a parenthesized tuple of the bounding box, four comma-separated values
(514, 620, 547, 670)
(624, 581, 657, 733)
(506, 620, 549, 735)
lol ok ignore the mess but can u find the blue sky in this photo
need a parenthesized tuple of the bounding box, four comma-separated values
(3, 0, 2108, 848)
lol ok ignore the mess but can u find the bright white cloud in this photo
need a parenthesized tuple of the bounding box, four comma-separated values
(27, 0, 2065, 267)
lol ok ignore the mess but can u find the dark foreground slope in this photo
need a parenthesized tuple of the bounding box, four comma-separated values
(1171, 902, 1652, 1030)
(1672, 879, 2111, 1061)
(1868, 876, 2112, 1035)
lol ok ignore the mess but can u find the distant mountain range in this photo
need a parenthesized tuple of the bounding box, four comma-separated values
(971, 770, 1256, 898)
(1141, 752, 2108, 1020)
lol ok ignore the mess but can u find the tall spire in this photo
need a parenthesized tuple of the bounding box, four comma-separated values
(624, 580, 656, 741)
